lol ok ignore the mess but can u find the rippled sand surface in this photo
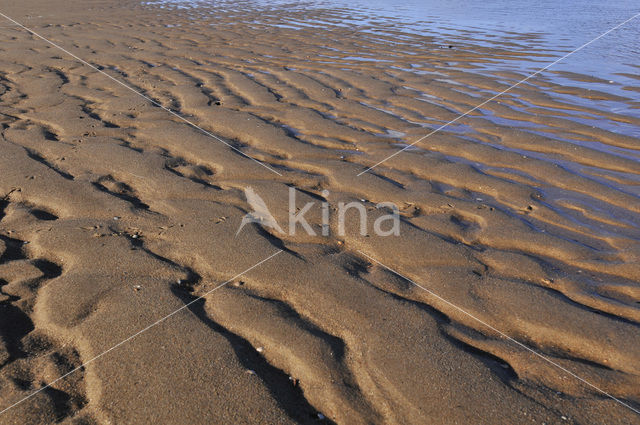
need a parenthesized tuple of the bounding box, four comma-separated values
(0, 0, 639, 423)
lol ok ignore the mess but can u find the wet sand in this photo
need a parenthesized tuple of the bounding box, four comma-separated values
(0, 0, 639, 423)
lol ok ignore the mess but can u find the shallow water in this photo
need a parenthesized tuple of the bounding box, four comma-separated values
(135, 0, 640, 250)
(135, 0, 640, 255)
(146, 0, 640, 86)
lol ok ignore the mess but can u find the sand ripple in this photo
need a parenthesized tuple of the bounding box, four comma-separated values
(0, 1, 639, 423)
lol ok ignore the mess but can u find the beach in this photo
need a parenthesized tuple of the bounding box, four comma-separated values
(0, 0, 639, 423)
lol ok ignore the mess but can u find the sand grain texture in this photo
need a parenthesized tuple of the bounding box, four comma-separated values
(0, 0, 639, 423)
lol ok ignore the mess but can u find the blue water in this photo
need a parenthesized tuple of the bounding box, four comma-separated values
(145, 0, 640, 111)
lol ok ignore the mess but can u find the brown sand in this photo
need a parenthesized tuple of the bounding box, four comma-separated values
(0, 0, 639, 424)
